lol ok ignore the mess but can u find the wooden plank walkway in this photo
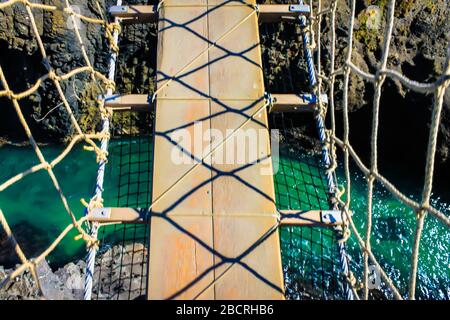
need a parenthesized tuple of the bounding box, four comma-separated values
(148, 0, 284, 300)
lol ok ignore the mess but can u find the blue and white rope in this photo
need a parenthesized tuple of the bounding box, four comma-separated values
(297, 0, 355, 300)
(83, 0, 122, 301)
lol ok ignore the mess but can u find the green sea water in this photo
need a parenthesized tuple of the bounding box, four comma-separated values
(0, 142, 449, 299)
(275, 149, 450, 299)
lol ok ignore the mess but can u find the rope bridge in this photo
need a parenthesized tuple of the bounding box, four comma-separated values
(0, 0, 122, 296)
(0, 0, 449, 300)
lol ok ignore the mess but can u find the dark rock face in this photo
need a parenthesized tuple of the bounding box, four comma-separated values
(0, 221, 51, 269)
(0, 243, 146, 300)
(261, 0, 450, 187)
(0, 0, 117, 141)
(337, 0, 450, 186)
(0, 0, 449, 182)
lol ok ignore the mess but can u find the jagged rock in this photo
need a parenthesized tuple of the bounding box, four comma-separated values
(54, 261, 84, 300)
(0, 266, 40, 300)
(0, 221, 51, 269)
(1, 0, 449, 179)
(91, 242, 148, 300)
(0, 242, 148, 300)
(36, 259, 66, 300)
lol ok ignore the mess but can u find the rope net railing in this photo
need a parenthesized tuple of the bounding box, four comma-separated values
(260, 18, 345, 299)
(303, 0, 450, 299)
(1, 0, 449, 301)
(90, 5, 156, 300)
(270, 113, 344, 299)
(93, 110, 153, 300)
(0, 0, 122, 296)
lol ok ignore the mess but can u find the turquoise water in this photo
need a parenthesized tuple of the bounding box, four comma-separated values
(0, 143, 449, 299)
(342, 169, 450, 299)
(0, 139, 152, 266)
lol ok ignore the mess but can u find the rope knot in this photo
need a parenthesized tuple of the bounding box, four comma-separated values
(63, 6, 74, 16)
(81, 195, 104, 212)
(5, 89, 13, 99)
(108, 22, 122, 34)
(48, 70, 57, 81)
(346, 271, 358, 288)
(43, 161, 52, 171)
(74, 232, 100, 250)
(105, 23, 121, 53)
(338, 227, 351, 244)
(416, 206, 428, 219)
(105, 80, 116, 92)
(367, 171, 376, 182)
(96, 150, 108, 163)
(100, 104, 113, 120)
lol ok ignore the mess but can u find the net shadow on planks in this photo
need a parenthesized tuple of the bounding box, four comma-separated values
(93, 0, 344, 300)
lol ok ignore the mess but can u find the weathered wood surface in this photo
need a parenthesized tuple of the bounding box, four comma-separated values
(148, 0, 284, 300)
(104, 93, 322, 113)
(109, 3, 310, 24)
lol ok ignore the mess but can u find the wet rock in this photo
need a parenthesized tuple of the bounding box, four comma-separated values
(0, 221, 51, 269)
(0, 0, 118, 141)
(54, 261, 85, 300)
(91, 242, 148, 300)
(36, 259, 66, 300)
(0, 242, 148, 300)
(1, 0, 449, 181)
(0, 266, 40, 300)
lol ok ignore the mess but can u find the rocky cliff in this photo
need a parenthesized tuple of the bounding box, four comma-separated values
(261, 0, 450, 186)
(1, 0, 448, 184)
(0, 0, 449, 301)
(0, 243, 146, 300)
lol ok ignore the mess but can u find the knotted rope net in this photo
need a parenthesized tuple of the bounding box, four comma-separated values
(0, 0, 121, 295)
(305, 0, 450, 299)
(0, 0, 449, 301)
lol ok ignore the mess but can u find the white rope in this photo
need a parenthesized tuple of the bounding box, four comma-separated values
(298, 0, 356, 300)
(83, 0, 122, 301)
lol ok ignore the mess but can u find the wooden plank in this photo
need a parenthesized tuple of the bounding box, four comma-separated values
(258, 4, 310, 23)
(148, 216, 215, 299)
(271, 93, 318, 113)
(148, 0, 285, 300)
(87, 207, 148, 223)
(211, 216, 283, 299)
(148, 3, 214, 300)
(104, 94, 150, 112)
(207, 2, 284, 299)
(279, 210, 348, 227)
(155, 5, 210, 99)
(110, 4, 311, 25)
(208, 5, 263, 99)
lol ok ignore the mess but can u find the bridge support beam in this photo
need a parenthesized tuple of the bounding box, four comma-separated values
(87, 207, 148, 224)
(87, 207, 347, 228)
(270, 93, 327, 113)
(103, 93, 325, 113)
(279, 210, 349, 227)
(109, 4, 310, 25)
(103, 94, 151, 112)
(109, 5, 158, 24)
(258, 4, 310, 23)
